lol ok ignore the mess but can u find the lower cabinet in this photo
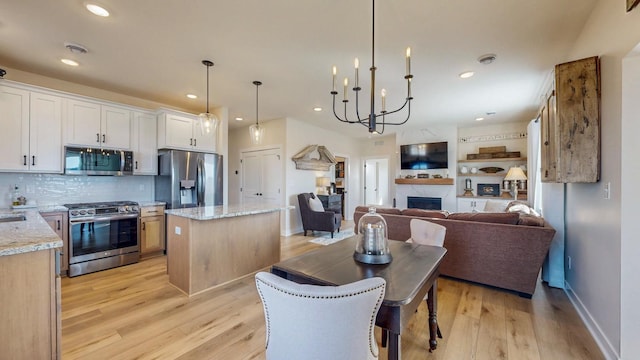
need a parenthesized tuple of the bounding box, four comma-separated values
(0, 248, 61, 359)
(456, 197, 512, 212)
(41, 211, 69, 275)
(140, 205, 166, 258)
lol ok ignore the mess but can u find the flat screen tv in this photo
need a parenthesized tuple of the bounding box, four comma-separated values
(400, 141, 448, 170)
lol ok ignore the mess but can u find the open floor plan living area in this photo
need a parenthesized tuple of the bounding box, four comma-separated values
(1, 0, 640, 359)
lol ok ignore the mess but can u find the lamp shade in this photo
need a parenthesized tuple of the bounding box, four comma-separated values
(316, 177, 330, 187)
(504, 167, 527, 181)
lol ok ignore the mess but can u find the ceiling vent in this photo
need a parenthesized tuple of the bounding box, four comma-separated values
(64, 42, 88, 54)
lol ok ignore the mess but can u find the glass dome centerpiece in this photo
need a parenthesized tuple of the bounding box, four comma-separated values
(354, 207, 392, 264)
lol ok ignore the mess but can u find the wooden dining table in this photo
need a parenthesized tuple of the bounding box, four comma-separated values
(271, 236, 447, 360)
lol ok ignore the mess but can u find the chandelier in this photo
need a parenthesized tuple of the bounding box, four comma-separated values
(330, 0, 413, 134)
(198, 60, 220, 135)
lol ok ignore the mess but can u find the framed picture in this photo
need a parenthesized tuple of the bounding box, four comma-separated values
(477, 183, 500, 197)
(628, 0, 640, 11)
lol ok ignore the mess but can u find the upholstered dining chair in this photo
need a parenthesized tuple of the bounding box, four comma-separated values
(382, 218, 447, 349)
(255, 271, 386, 360)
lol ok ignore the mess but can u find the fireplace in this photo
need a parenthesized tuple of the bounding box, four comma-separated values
(407, 196, 442, 210)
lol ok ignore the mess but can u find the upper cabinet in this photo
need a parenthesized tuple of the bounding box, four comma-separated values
(541, 56, 600, 183)
(0, 85, 63, 173)
(65, 99, 131, 150)
(132, 111, 158, 175)
(157, 111, 217, 153)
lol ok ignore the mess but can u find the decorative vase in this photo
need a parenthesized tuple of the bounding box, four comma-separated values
(354, 207, 392, 264)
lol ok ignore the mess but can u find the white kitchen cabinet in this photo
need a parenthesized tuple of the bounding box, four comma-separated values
(157, 111, 216, 152)
(132, 111, 157, 175)
(0, 85, 62, 172)
(457, 198, 487, 212)
(66, 98, 131, 149)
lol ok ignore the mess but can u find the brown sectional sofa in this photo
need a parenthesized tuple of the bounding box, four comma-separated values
(354, 206, 556, 297)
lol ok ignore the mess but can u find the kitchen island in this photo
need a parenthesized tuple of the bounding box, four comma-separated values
(0, 209, 63, 359)
(165, 202, 290, 296)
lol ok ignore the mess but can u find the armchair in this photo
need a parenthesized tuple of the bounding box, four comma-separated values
(297, 193, 342, 238)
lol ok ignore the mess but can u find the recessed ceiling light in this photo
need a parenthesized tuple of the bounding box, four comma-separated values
(313, 107, 322, 112)
(85, 3, 110, 17)
(61, 58, 79, 66)
(459, 71, 474, 79)
(235, 117, 244, 121)
(475, 117, 485, 121)
(186, 94, 197, 99)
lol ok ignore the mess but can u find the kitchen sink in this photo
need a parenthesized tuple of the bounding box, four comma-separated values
(0, 214, 26, 223)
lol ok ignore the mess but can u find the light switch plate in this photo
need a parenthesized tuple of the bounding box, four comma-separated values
(175, 226, 181, 235)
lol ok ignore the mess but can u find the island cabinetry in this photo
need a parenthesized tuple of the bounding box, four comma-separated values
(0, 248, 61, 359)
(140, 205, 166, 258)
(0, 85, 63, 172)
(65, 98, 131, 149)
(41, 211, 69, 274)
(166, 209, 280, 296)
(157, 111, 216, 153)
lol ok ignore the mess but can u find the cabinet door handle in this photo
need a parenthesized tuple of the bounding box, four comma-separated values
(32, 156, 35, 166)
(142, 222, 146, 230)
(135, 161, 138, 170)
(23, 155, 27, 166)
(190, 138, 193, 146)
(102, 134, 106, 143)
(146, 210, 158, 213)
(56, 220, 61, 231)
(96, 133, 100, 143)
(193, 138, 197, 147)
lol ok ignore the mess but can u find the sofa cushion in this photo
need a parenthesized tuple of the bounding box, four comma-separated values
(308, 195, 325, 212)
(483, 199, 509, 212)
(517, 214, 546, 227)
(401, 208, 448, 219)
(355, 206, 402, 215)
(448, 212, 520, 225)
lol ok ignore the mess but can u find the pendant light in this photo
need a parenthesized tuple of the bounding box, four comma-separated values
(249, 80, 265, 145)
(198, 60, 219, 135)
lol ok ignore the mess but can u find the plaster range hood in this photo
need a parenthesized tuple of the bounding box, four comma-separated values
(291, 145, 337, 171)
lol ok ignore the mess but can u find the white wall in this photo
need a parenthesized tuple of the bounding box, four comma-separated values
(359, 134, 397, 207)
(561, 1, 640, 359)
(621, 48, 640, 360)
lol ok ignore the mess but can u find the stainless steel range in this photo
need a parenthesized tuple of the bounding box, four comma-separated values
(64, 201, 140, 277)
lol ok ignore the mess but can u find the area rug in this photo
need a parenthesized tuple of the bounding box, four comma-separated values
(309, 229, 355, 246)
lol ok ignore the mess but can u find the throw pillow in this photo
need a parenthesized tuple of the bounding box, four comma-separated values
(483, 200, 508, 212)
(401, 208, 448, 219)
(308, 195, 325, 212)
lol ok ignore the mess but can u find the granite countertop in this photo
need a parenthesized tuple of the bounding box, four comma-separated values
(165, 202, 294, 221)
(138, 201, 166, 207)
(0, 209, 63, 257)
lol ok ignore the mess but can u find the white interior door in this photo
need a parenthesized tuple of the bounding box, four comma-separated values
(364, 158, 389, 206)
(241, 148, 282, 203)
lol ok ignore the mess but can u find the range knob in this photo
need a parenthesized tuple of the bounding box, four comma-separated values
(70, 210, 79, 217)
(79, 210, 87, 216)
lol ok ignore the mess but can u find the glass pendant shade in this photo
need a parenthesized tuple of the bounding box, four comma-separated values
(354, 207, 392, 264)
(199, 112, 219, 135)
(249, 123, 265, 145)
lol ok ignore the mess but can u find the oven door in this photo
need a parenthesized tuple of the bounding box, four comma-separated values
(69, 214, 139, 264)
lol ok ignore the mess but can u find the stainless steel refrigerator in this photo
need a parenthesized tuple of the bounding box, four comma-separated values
(155, 149, 223, 209)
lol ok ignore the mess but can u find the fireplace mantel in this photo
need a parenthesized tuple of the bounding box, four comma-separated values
(395, 178, 454, 185)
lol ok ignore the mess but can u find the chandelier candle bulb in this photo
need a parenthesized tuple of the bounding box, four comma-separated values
(332, 66, 337, 92)
(406, 47, 411, 76)
(354, 58, 359, 87)
(344, 78, 349, 101)
(381, 89, 386, 112)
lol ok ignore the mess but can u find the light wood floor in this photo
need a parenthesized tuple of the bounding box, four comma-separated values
(61, 224, 604, 359)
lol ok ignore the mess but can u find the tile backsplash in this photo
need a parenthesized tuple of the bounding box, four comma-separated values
(0, 173, 154, 208)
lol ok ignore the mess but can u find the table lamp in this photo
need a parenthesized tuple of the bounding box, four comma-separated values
(316, 176, 331, 195)
(504, 167, 527, 200)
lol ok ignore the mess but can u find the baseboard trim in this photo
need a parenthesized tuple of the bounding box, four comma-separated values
(564, 280, 619, 360)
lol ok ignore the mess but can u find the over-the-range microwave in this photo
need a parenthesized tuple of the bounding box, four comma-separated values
(64, 146, 134, 176)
